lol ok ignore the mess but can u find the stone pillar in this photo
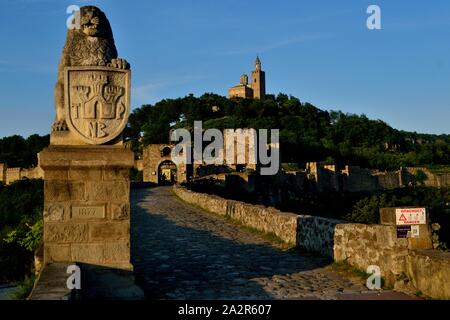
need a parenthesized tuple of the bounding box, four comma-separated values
(39, 5, 135, 271)
(39, 146, 134, 270)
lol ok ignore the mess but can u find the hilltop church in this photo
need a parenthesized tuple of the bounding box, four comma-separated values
(228, 56, 266, 100)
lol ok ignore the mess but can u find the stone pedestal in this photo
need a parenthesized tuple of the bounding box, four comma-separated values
(39, 146, 134, 270)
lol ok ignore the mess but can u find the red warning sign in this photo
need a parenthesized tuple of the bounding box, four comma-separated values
(395, 208, 426, 225)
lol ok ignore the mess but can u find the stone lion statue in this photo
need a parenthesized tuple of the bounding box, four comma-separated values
(53, 6, 129, 132)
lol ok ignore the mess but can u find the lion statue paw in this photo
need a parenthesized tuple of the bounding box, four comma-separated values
(107, 58, 129, 69)
(52, 120, 69, 132)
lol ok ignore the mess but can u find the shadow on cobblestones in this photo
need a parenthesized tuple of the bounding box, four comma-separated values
(130, 187, 362, 300)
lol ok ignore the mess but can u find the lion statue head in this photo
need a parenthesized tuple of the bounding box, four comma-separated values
(78, 6, 114, 39)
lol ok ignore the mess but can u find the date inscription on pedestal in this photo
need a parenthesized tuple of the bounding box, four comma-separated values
(72, 205, 105, 219)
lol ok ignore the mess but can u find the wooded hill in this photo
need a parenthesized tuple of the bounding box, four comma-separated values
(125, 93, 450, 171)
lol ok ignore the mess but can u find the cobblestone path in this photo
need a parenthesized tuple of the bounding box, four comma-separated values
(131, 187, 414, 300)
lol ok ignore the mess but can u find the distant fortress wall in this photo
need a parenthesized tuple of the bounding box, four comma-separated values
(6, 167, 22, 185)
(0, 163, 43, 185)
(22, 166, 44, 180)
(374, 171, 401, 189)
(306, 162, 450, 192)
(401, 167, 450, 188)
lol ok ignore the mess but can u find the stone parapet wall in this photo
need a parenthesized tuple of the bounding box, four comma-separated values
(174, 186, 450, 299)
(296, 217, 410, 285)
(406, 249, 450, 299)
(297, 216, 342, 258)
(173, 185, 298, 246)
(333, 224, 410, 285)
(228, 202, 298, 245)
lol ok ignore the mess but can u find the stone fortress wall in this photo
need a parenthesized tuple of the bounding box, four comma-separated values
(0, 163, 44, 185)
(292, 162, 450, 193)
(401, 166, 450, 188)
(141, 145, 450, 192)
(173, 185, 450, 299)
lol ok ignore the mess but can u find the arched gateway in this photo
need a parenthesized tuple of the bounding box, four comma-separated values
(158, 160, 177, 185)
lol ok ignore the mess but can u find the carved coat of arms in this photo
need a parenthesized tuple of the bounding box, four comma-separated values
(64, 66, 130, 144)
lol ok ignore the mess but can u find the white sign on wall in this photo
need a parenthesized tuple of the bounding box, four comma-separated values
(411, 225, 420, 238)
(395, 208, 426, 225)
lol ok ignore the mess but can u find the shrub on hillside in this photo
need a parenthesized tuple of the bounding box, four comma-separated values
(0, 179, 43, 283)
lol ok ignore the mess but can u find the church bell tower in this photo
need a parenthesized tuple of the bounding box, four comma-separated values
(251, 56, 266, 100)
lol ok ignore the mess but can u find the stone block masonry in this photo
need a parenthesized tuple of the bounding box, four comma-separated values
(406, 250, 450, 299)
(39, 146, 134, 270)
(173, 185, 450, 299)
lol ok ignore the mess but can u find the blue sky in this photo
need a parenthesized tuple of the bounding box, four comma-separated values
(1, 0, 450, 137)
